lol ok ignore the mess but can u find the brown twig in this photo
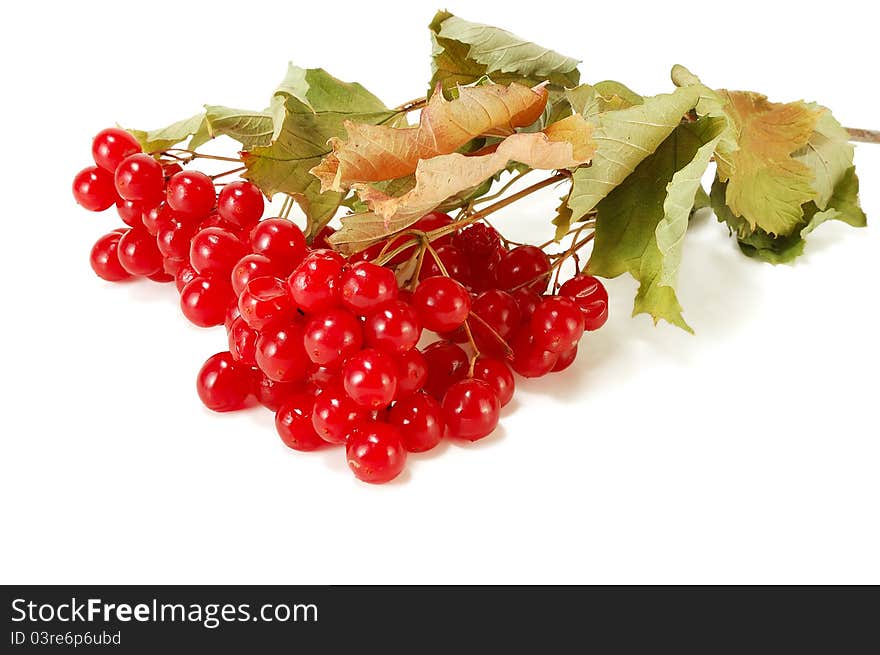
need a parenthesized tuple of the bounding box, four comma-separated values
(846, 127, 880, 144)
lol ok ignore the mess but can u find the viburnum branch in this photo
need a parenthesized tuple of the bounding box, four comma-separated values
(846, 127, 880, 144)
(469, 312, 513, 358)
(472, 168, 534, 206)
(210, 166, 247, 181)
(156, 148, 244, 163)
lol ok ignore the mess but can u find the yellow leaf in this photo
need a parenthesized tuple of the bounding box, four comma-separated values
(713, 91, 821, 236)
(330, 114, 594, 250)
(311, 82, 548, 192)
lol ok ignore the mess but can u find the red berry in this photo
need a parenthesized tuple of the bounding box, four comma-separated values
(395, 349, 428, 396)
(73, 166, 116, 211)
(147, 270, 174, 283)
(530, 296, 584, 354)
(510, 287, 542, 321)
(256, 375, 304, 412)
(115, 197, 146, 227)
(303, 308, 364, 368)
(469, 289, 521, 356)
(346, 422, 407, 484)
(308, 365, 337, 389)
(339, 261, 399, 315)
(179, 275, 234, 327)
(255, 322, 309, 383)
(217, 180, 264, 229)
(175, 263, 198, 293)
(453, 223, 501, 261)
(312, 382, 369, 444)
(196, 351, 253, 412)
(116, 227, 162, 276)
(468, 245, 506, 293)
(156, 217, 197, 260)
(166, 170, 216, 218)
(114, 153, 164, 202)
(552, 344, 578, 372)
(342, 349, 398, 410)
(412, 276, 471, 333)
(509, 328, 558, 378)
(189, 227, 248, 276)
(227, 316, 258, 366)
(421, 341, 468, 400)
(559, 274, 609, 331)
(141, 202, 175, 236)
(442, 378, 500, 442)
(287, 250, 345, 312)
(275, 392, 327, 451)
(197, 212, 241, 236)
(388, 392, 445, 453)
(231, 254, 279, 297)
(238, 276, 296, 331)
(419, 245, 470, 284)
(385, 212, 454, 264)
(312, 225, 336, 250)
(472, 358, 515, 407)
(89, 232, 132, 282)
(496, 245, 551, 294)
(363, 300, 422, 354)
(91, 127, 142, 172)
(250, 219, 307, 273)
(162, 257, 186, 278)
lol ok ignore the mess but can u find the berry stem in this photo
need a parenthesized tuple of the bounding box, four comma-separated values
(210, 166, 247, 181)
(846, 127, 880, 144)
(393, 96, 429, 113)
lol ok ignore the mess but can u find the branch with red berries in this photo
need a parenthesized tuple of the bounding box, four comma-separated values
(71, 11, 873, 483)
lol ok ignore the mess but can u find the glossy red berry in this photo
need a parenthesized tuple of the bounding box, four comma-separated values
(496, 245, 551, 294)
(166, 170, 215, 217)
(303, 308, 363, 367)
(114, 153, 164, 202)
(189, 227, 248, 276)
(472, 358, 515, 407)
(141, 202, 176, 236)
(388, 392, 445, 453)
(231, 254, 279, 297)
(339, 261, 399, 315)
(559, 274, 609, 331)
(156, 217, 197, 260)
(287, 250, 345, 312)
(217, 180, 264, 229)
(115, 198, 146, 227)
(412, 276, 471, 333)
(196, 351, 253, 412)
(89, 232, 132, 282)
(530, 296, 584, 354)
(468, 245, 506, 293)
(180, 275, 234, 327)
(147, 270, 174, 284)
(238, 276, 296, 331)
(227, 316, 258, 366)
(175, 263, 198, 293)
(73, 166, 116, 211)
(162, 257, 186, 278)
(395, 348, 429, 395)
(116, 227, 162, 276)
(312, 225, 336, 250)
(91, 127, 142, 172)
(255, 375, 304, 412)
(418, 245, 470, 284)
(453, 223, 501, 261)
(385, 212, 454, 264)
(346, 422, 407, 484)
(255, 322, 309, 383)
(510, 287, 542, 320)
(552, 344, 578, 372)
(469, 289, 521, 356)
(509, 327, 558, 378)
(250, 219, 307, 273)
(275, 392, 327, 451)
(442, 378, 500, 442)
(312, 382, 369, 444)
(421, 341, 468, 400)
(363, 301, 422, 354)
(343, 349, 398, 410)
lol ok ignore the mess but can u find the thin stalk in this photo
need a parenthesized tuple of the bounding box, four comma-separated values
(846, 127, 880, 144)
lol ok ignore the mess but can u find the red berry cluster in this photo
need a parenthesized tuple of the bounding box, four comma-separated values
(73, 128, 609, 484)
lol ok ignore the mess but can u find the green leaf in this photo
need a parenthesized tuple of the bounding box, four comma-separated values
(128, 113, 206, 153)
(793, 105, 855, 210)
(568, 86, 701, 222)
(551, 195, 575, 242)
(428, 11, 580, 95)
(242, 64, 397, 238)
(202, 106, 273, 149)
(587, 117, 722, 332)
(711, 165, 866, 264)
(564, 81, 642, 119)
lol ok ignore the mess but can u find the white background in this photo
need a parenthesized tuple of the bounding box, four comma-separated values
(1, 0, 878, 584)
